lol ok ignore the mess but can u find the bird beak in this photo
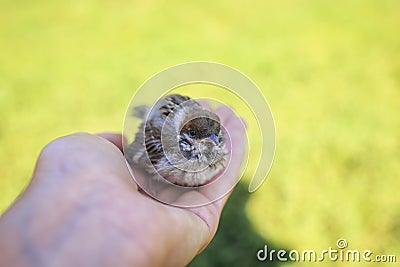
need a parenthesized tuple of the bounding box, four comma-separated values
(208, 133, 219, 145)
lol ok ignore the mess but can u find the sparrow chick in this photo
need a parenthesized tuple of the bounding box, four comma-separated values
(125, 94, 227, 187)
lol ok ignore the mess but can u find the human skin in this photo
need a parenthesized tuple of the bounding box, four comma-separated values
(0, 106, 246, 267)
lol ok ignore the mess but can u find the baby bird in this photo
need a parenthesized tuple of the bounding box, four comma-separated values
(125, 94, 227, 187)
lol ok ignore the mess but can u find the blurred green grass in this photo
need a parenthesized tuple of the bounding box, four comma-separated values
(1, 0, 399, 266)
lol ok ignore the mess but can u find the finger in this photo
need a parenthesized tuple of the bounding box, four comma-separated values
(179, 192, 221, 254)
(215, 104, 235, 125)
(201, 108, 247, 209)
(34, 132, 134, 189)
(197, 99, 213, 111)
(182, 110, 247, 254)
(96, 132, 123, 151)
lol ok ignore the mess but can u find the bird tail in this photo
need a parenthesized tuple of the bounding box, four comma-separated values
(132, 105, 149, 119)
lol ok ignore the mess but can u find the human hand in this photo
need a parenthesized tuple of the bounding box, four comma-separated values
(0, 106, 246, 267)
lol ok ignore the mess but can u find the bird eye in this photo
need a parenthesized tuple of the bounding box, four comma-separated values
(189, 129, 197, 137)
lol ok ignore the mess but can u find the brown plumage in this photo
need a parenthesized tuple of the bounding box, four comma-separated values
(125, 94, 227, 186)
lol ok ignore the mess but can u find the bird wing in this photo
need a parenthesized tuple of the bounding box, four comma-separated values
(126, 94, 199, 171)
(157, 94, 193, 118)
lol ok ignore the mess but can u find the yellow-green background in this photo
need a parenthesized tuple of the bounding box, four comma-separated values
(1, 0, 399, 266)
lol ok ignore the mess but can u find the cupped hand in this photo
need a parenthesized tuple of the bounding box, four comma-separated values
(0, 106, 246, 267)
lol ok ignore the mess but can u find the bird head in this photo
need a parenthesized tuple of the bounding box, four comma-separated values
(179, 116, 223, 164)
